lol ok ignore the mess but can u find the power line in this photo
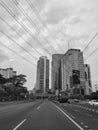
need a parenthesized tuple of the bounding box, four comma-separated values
(0, 16, 42, 57)
(0, 42, 36, 67)
(0, 30, 38, 61)
(83, 32, 98, 52)
(12, 0, 56, 54)
(0, 0, 65, 69)
(0, 0, 52, 56)
(15, 0, 66, 69)
(85, 47, 98, 61)
(25, 0, 64, 52)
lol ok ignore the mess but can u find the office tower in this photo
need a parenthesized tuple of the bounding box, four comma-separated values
(51, 54, 63, 93)
(36, 56, 49, 93)
(84, 64, 92, 95)
(61, 49, 85, 96)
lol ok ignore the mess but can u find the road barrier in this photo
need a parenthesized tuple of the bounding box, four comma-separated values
(51, 100, 98, 114)
(70, 102, 98, 113)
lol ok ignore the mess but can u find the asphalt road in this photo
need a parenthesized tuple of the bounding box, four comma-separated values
(0, 100, 98, 130)
(0, 100, 42, 130)
(61, 102, 98, 130)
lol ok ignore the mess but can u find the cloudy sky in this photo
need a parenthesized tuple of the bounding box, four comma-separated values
(0, 0, 98, 91)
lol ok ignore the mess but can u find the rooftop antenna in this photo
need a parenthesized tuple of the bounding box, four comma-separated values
(68, 40, 70, 50)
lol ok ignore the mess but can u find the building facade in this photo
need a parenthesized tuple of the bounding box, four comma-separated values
(84, 64, 92, 95)
(51, 54, 63, 93)
(61, 49, 85, 96)
(36, 56, 49, 94)
(0, 68, 17, 79)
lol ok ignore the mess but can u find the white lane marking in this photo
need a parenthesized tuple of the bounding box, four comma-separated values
(13, 119, 26, 130)
(80, 123, 84, 125)
(54, 105, 84, 130)
(37, 101, 45, 110)
(67, 113, 75, 119)
(37, 106, 40, 110)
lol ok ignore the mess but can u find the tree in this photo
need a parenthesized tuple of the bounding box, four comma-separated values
(8, 74, 27, 87)
(0, 84, 7, 101)
(91, 91, 98, 100)
(0, 74, 7, 84)
(0, 74, 28, 101)
(7, 74, 28, 100)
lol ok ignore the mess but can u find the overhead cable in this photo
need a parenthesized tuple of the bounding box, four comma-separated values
(0, 42, 36, 67)
(0, 16, 42, 57)
(25, 0, 63, 52)
(13, 0, 56, 53)
(85, 47, 98, 61)
(83, 32, 98, 52)
(0, 0, 51, 56)
(0, 30, 38, 61)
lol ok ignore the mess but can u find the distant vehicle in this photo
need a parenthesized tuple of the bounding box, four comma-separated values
(58, 91, 70, 103)
(58, 97, 69, 103)
(48, 96, 56, 100)
(73, 99, 79, 103)
(88, 100, 98, 106)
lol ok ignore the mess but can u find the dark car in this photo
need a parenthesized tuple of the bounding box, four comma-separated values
(58, 97, 69, 103)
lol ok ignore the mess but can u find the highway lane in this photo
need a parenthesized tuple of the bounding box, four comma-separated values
(0, 100, 43, 130)
(17, 100, 83, 130)
(0, 100, 97, 130)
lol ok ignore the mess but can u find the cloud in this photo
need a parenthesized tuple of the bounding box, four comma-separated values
(41, 0, 98, 55)
(0, 0, 98, 90)
(0, 48, 9, 63)
(45, 6, 74, 24)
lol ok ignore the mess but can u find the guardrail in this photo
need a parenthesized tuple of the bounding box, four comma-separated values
(70, 102, 98, 113)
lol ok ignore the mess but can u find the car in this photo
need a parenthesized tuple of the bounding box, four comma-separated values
(88, 100, 98, 106)
(58, 97, 69, 103)
(73, 99, 79, 103)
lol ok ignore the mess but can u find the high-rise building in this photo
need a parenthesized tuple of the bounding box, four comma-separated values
(61, 49, 85, 96)
(51, 54, 63, 93)
(84, 64, 92, 95)
(36, 56, 49, 93)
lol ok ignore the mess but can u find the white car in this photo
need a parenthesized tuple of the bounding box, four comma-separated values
(88, 100, 98, 106)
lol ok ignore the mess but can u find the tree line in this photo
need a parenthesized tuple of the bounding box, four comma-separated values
(0, 74, 28, 101)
